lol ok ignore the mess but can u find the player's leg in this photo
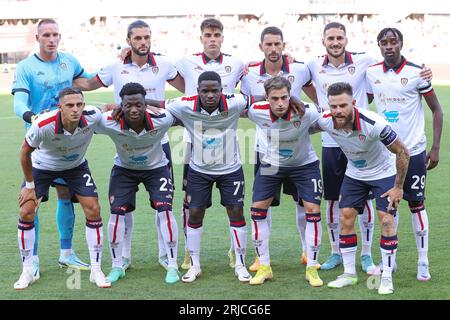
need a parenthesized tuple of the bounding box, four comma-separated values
(358, 198, 376, 274)
(122, 211, 133, 270)
(328, 176, 368, 289)
(68, 162, 110, 288)
(15, 171, 52, 289)
(282, 178, 308, 266)
(106, 166, 137, 283)
(156, 142, 175, 270)
(55, 182, 90, 270)
(218, 167, 251, 282)
(372, 175, 398, 295)
(180, 141, 192, 270)
(249, 151, 266, 272)
(248, 164, 282, 285)
(145, 166, 180, 284)
(181, 168, 212, 283)
(404, 151, 430, 281)
(321, 147, 347, 270)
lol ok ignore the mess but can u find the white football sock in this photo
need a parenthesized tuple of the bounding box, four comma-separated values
(86, 219, 104, 268)
(230, 220, 247, 267)
(186, 223, 203, 267)
(18, 220, 35, 268)
(305, 213, 322, 266)
(340, 234, 357, 275)
(251, 207, 270, 266)
(295, 204, 307, 254)
(326, 200, 340, 255)
(411, 208, 429, 264)
(107, 213, 125, 268)
(359, 200, 374, 257)
(157, 209, 179, 268)
(122, 211, 134, 260)
(380, 235, 398, 278)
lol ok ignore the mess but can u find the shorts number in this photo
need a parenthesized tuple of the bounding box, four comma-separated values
(311, 178, 323, 193)
(411, 175, 425, 190)
(160, 177, 173, 192)
(83, 174, 94, 187)
(233, 181, 245, 196)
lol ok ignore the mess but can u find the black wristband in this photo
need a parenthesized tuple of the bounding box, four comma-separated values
(23, 111, 35, 124)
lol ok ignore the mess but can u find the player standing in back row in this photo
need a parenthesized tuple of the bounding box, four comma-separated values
(366, 27, 443, 281)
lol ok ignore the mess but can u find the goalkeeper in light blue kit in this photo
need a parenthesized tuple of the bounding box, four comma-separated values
(12, 19, 92, 279)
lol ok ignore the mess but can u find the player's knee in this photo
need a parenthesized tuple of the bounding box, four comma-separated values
(339, 209, 354, 230)
(226, 205, 242, 220)
(155, 202, 173, 214)
(303, 202, 320, 214)
(381, 214, 394, 230)
(305, 212, 321, 223)
(408, 201, 425, 213)
(188, 207, 204, 225)
(250, 207, 268, 221)
(84, 202, 101, 220)
(19, 207, 35, 221)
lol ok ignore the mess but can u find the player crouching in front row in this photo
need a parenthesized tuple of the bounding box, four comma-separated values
(312, 82, 410, 295)
(245, 76, 324, 286)
(15, 88, 110, 289)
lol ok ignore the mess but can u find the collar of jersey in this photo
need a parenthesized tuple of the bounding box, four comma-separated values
(201, 52, 223, 64)
(269, 103, 292, 122)
(55, 111, 88, 134)
(382, 56, 407, 74)
(322, 51, 353, 67)
(123, 52, 157, 67)
(119, 112, 154, 131)
(260, 55, 290, 76)
(194, 94, 228, 114)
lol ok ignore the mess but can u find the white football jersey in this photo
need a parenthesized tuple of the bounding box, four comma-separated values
(317, 108, 398, 181)
(366, 57, 433, 156)
(176, 52, 244, 144)
(241, 56, 312, 154)
(307, 51, 376, 147)
(96, 52, 178, 144)
(95, 110, 174, 170)
(25, 106, 101, 171)
(247, 101, 319, 167)
(176, 52, 243, 95)
(165, 94, 251, 175)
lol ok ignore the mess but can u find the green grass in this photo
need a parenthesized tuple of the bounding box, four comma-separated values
(0, 87, 449, 300)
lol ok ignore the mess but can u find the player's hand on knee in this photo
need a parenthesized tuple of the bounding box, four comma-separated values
(18, 188, 38, 207)
(381, 187, 403, 213)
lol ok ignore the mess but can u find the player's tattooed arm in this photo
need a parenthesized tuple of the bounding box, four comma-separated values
(382, 137, 410, 212)
(423, 91, 443, 170)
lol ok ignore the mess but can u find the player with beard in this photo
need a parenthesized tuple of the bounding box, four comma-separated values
(74, 20, 184, 272)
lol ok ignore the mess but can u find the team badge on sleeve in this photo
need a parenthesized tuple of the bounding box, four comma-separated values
(379, 125, 397, 146)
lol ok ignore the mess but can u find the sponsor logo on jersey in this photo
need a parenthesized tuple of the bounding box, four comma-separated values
(120, 70, 129, 74)
(61, 154, 79, 161)
(382, 110, 399, 123)
(225, 65, 232, 73)
(350, 159, 367, 168)
(348, 66, 355, 75)
(401, 78, 408, 86)
(152, 66, 159, 74)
